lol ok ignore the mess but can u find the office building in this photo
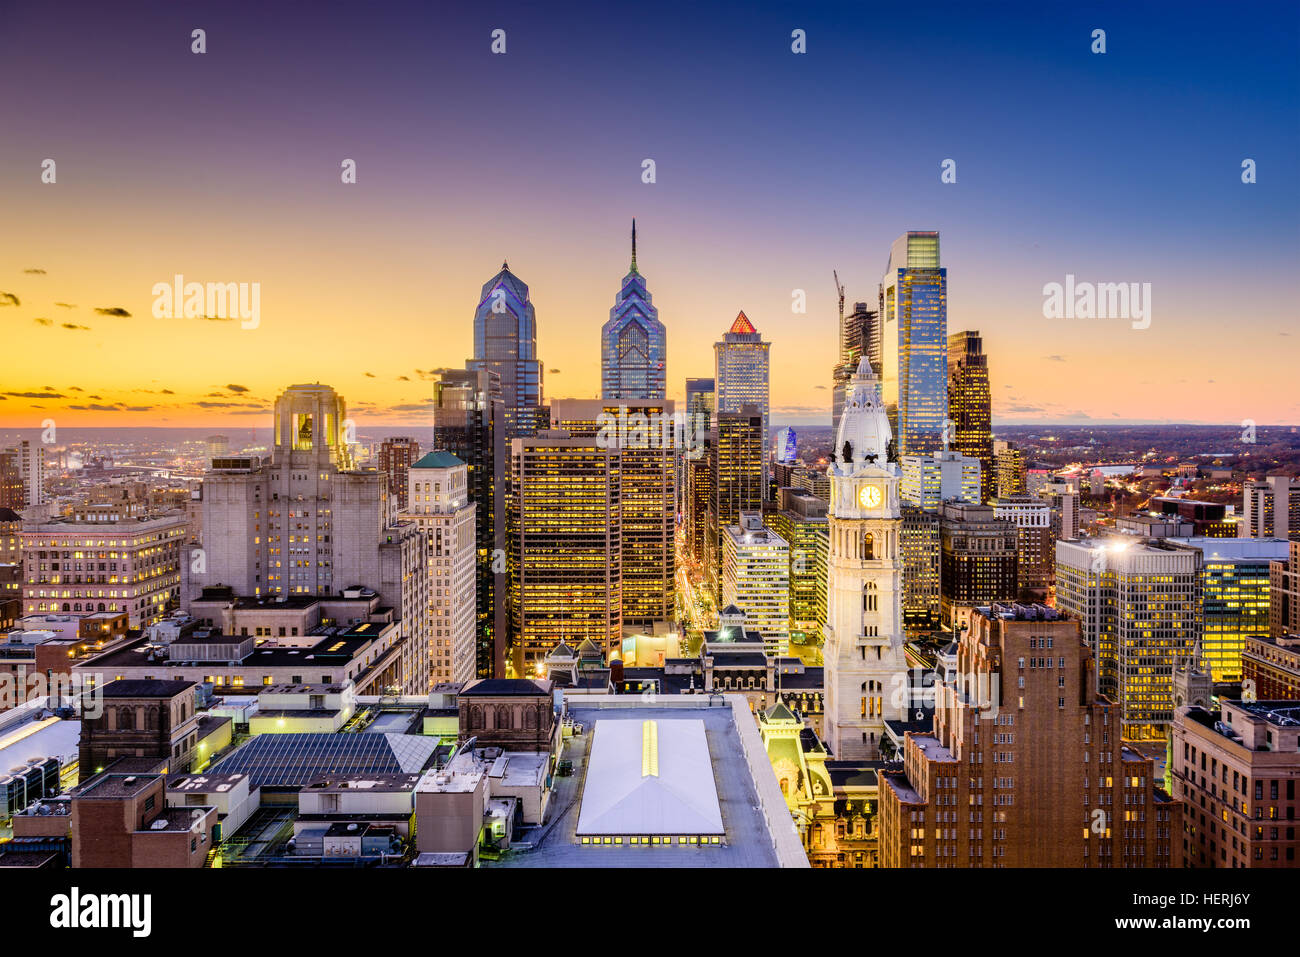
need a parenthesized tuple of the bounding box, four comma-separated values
(22, 511, 185, 628)
(1, 440, 44, 510)
(432, 366, 507, 678)
(1270, 541, 1300, 640)
(900, 505, 941, 633)
(1242, 634, 1300, 701)
(509, 433, 621, 670)
(1041, 478, 1080, 542)
(878, 604, 1181, 868)
(1243, 476, 1300, 541)
(706, 406, 764, 600)
(714, 313, 771, 498)
(994, 442, 1026, 498)
(0, 451, 23, 511)
(878, 231, 946, 457)
(939, 502, 1019, 632)
(378, 436, 421, 510)
(947, 331, 993, 500)
(766, 488, 829, 650)
(550, 399, 675, 627)
(400, 452, 477, 685)
(994, 496, 1054, 602)
(1166, 537, 1288, 682)
(601, 220, 666, 400)
(900, 450, 980, 510)
(190, 383, 429, 688)
(680, 377, 715, 516)
(832, 300, 878, 439)
(1055, 539, 1201, 740)
(1173, 698, 1300, 867)
(823, 358, 908, 760)
(685, 433, 713, 566)
(722, 511, 790, 656)
(469, 262, 545, 438)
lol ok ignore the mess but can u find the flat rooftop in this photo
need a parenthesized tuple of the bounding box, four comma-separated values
(576, 719, 723, 837)
(485, 698, 805, 868)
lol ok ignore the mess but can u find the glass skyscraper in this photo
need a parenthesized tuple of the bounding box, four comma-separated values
(601, 220, 666, 400)
(714, 313, 771, 498)
(469, 262, 544, 439)
(878, 231, 946, 457)
(947, 329, 993, 499)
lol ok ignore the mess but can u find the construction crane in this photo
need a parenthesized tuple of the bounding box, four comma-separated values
(833, 269, 846, 360)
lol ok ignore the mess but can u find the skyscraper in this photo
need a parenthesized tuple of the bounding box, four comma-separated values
(469, 263, 544, 439)
(432, 367, 507, 677)
(550, 398, 675, 628)
(707, 405, 764, 601)
(722, 511, 790, 656)
(601, 220, 666, 401)
(714, 312, 771, 498)
(947, 330, 993, 500)
(509, 433, 621, 670)
(400, 452, 476, 685)
(832, 301, 879, 439)
(190, 383, 429, 689)
(823, 357, 908, 761)
(878, 231, 946, 457)
(878, 604, 1182, 868)
(899, 450, 981, 510)
(680, 377, 715, 517)
(766, 487, 829, 650)
(378, 436, 421, 510)
(1243, 476, 1300, 540)
(1056, 539, 1202, 740)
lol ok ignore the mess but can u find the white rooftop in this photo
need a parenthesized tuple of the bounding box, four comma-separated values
(576, 718, 724, 836)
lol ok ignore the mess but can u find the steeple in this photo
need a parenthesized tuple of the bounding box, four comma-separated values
(630, 219, 638, 274)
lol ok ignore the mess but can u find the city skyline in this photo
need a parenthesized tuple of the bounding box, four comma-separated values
(2, 2, 1296, 430)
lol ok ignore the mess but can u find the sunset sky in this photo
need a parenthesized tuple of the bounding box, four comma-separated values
(2, 0, 1297, 430)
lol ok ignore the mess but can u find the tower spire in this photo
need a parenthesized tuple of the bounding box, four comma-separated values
(630, 218, 638, 273)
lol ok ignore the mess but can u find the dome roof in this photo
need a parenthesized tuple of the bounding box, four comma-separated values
(833, 357, 891, 474)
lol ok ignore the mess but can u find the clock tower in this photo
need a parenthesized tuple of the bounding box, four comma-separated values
(823, 357, 908, 760)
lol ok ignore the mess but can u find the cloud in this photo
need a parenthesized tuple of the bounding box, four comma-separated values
(196, 314, 235, 322)
(54, 302, 76, 309)
(69, 403, 121, 411)
(193, 400, 261, 409)
(396, 375, 410, 382)
(69, 386, 83, 392)
(364, 372, 376, 378)
(1044, 355, 1066, 362)
(121, 405, 154, 412)
(0, 292, 19, 306)
(813, 384, 827, 390)
(94, 306, 131, 318)
(33, 317, 52, 326)
(62, 323, 91, 331)
(22, 268, 46, 275)
(225, 384, 249, 393)
(548, 368, 561, 374)
(5, 390, 65, 399)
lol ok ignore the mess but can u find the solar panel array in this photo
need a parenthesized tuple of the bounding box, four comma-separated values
(211, 733, 438, 788)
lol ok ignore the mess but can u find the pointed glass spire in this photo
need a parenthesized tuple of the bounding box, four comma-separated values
(630, 218, 638, 274)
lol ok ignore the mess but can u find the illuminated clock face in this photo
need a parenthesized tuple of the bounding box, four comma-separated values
(858, 485, 881, 509)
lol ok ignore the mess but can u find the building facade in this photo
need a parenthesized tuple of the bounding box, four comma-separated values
(509, 433, 621, 670)
(722, 512, 790, 656)
(401, 452, 476, 686)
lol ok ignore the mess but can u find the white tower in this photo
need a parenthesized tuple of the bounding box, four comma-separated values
(823, 357, 908, 760)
